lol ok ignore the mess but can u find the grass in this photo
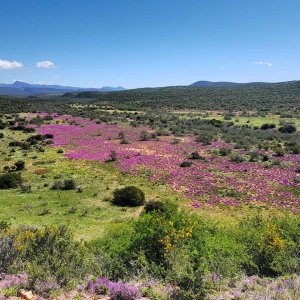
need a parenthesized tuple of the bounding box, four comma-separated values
(0, 126, 182, 240)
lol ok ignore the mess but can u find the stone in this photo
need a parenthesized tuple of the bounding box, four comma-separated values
(18, 289, 35, 300)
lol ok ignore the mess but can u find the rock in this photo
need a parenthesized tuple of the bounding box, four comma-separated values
(18, 289, 35, 300)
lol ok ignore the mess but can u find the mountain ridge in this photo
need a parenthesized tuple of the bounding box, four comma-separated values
(0, 81, 125, 96)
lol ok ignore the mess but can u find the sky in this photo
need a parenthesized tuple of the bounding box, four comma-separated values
(0, 0, 300, 89)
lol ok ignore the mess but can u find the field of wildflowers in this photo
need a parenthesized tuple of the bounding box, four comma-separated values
(35, 113, 300, 211)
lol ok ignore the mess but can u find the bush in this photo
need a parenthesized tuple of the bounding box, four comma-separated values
(112, 186, 145, 207)
(14, 160, 25, 171)
(29, 116, 44, 126)
(260, 123, 276, 130)
(139, 130, 151, 141)
(237, 215, 300, 276)
(0, 232, 18, 273)
(195, 134, 213, 146)
(62, 179, 76, 190)
(144, 200, 168, 213)
(219, 147, 232, 156)
(273, 147, 285, 157)
(9, 225, 94, 285)
(180, 161, 193, 167)
(107, 150, 117, 162)
(279, 124, 296, 133)
(285, 142, 300, 154)
(51, 179, 76, 190)
(0, 132, 4, 139)
(189, 151, 204, 160)
(229, 152, 245, 163)
(0, 173, 22, 189)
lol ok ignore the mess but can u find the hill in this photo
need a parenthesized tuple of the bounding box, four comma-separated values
(190, 80, 270, 87)
(61, 80, 300, 113)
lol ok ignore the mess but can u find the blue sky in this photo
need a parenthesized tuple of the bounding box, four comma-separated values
(0, 0, 299, 88)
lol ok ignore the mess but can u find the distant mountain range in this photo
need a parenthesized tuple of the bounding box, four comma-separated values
(0, 80, 298, 96)
(190, 81, 271, 88)
(0, 81, 125, 96)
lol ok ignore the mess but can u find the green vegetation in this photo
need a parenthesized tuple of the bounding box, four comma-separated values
(112, 186, 145, 207)
(0, 83, 299, 298)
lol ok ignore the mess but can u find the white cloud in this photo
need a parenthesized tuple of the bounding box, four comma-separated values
(0, 59, 24, 70)
(36, 60, 55, 69)
(253, 61, 273, 67)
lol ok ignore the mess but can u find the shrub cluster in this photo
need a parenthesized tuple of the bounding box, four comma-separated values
(0, 225, 94, 285)
(51, 179, 76, 190)
(90, 203, 299, 298)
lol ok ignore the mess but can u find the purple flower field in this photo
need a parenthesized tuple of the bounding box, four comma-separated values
(35, 113, 300, 211)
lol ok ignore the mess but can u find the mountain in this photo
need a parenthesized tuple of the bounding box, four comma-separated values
(0, 81, 125, 96)
(190, 80, 270, 87)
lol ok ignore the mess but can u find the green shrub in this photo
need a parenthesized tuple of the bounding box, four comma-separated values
(279, 124, 296, 133)
(14, 160, 25, 171)
(180, 161, 193, 167)
(229, 152, 245, 163)
(189, 151, 205, 160)
(51, 179, 76, 190)
(219, 147, 232, 156)
(195, 135, 213, 146)
(112, 186, 145, 207)
(260, 123, 276, 130)
(140, 130, 151, 141)
(62, 179, 76, 190)
(273, 147, 285, 157)
(237, 214, 300, 276)
(2, 225, 95, 285)
(144, 200, 168, 214)
(0, 173, 22, 189)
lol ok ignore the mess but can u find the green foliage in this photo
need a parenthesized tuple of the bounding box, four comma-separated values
(62, 179, 76, 190)
(237, 215, 300, 276)
(229, 152, 245, 163)
(144, 200, 169, 214)
(195, 134, 213, 146)
(180, 161, 193, 167)
(51, 179, 76, 190)
(0, 172, 22, 189)
(189, 151, 204, 160)
(260, 123, 276, 130)
(279, 124, 296, 133)
(140, 130, 151, 141)
(112, 186, 145, 207)
(14, 160, 25, 171)
(219, 147, 232, 156)
(0, 225, 94, 285)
